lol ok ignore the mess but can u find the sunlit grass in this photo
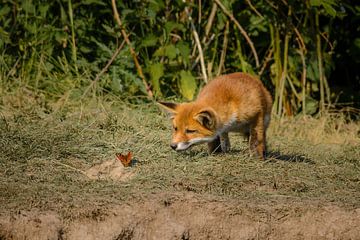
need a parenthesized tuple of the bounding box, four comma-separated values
(0, 95, 359, 219)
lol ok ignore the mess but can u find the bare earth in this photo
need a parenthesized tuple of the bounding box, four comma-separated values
(1, 193, 360, 239)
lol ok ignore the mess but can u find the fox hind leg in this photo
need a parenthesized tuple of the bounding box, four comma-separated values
(249, 115, 266, 160)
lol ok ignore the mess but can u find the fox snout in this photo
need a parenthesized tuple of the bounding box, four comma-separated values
(169, 141, 193, 151)
(170, 142, 187, 151)
(170, 143, 177, 150)
(170, 137, 214, 151)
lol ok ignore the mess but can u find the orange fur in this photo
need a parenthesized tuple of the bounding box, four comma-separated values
(159, 72, 272, 159)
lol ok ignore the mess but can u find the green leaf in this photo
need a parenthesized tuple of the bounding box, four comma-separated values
(176, 41, 190, 65)
(179, 70, 196, 100)
(311, 0, 337, 17)
(311, 82, 319, 92)
(140, 34, 158, 48)
(304, 96, 318, 115)
(79, 45, 92, 54)
(102, 24, 115, 35)
(153, 46, 165, 57)
(0, 27, 10, 45)
(111, 76, 122, 93)
(80, 0, 106, 6)
(91, 38, 112, 56)
(353, 38, 360, 49)
(153, 44, 177, 60)
(55, 31, 68, 44)
(164, 21, 185, 35)
(21, 1, 35, 14)
(149, 63, 164, 96)
(310, 0, 321, 7)
(248, 15, 267, 36)
(306, 60, 319, 83)
(216, 12, 227, 30)
(0, 6, 11, 18)
(39, 5, 50, 18)
(323, 2, 337, 17)
(149, 0, 165, 12)
(164, 44, 177, 60)
(148, 0, 165, 19)
(24, 23, 37, 34)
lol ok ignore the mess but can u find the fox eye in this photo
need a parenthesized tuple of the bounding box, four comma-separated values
(173, 126, 178, 131)
(185, 129, 198, 134)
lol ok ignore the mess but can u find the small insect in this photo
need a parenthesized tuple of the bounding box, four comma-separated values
(116, 151, 134, 167)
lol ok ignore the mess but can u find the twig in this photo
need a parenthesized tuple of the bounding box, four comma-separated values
(183, 0, 208, 83)
(278, 32, 290, 116)
(287, 75, 301, 100)
(6, 57, 20, 79)
(192, 33, 215, 70)
(320, 31, 334, 53)
(95, 39, 126, 82)
(296, 39, 307, 115)
(278, 6, 292, 116)
(315, 11, 325, 112)
(111, 0, 153, 98)
(258, 47, 273, 76)
(264, 0, 278, 10)
(82, 40, 126, 98)
(245, 0, 264, 19)
(198, 0, 202, 24)
(68, 0, 78, 75)
(293, 26, 306, 52)
(214, 0, 259, 68)
(204, 3, 218, 42)
(217, 21, 229, 76)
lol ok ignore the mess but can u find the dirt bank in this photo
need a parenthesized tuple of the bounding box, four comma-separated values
(1, 193, 359, 240)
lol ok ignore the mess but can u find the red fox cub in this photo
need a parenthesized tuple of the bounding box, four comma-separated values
(159, 72, 272, 160)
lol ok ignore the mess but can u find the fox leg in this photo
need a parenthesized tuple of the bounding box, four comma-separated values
(220, 132, 230, 152)
(249, 128, 257, 156)
(208, 136, 222, 153)
(249, 115, 266, 160)
(244, 130, 250, 143)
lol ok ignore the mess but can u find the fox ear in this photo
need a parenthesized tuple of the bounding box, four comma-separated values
(157, 101, 178, 115)
(195, 109, 216, 130)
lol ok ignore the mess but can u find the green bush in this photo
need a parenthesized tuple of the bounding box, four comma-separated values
(0, 0, 359, 115)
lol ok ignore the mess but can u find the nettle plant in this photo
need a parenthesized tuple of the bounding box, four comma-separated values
(1, 0, 359, 115)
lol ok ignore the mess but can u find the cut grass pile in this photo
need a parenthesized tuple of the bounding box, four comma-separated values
(0, 98, 359, 219)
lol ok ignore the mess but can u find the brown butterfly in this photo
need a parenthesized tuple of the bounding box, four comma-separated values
(116, 151, 133, 167)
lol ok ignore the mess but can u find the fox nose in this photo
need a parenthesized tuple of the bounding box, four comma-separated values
(170, 143, 177, 150)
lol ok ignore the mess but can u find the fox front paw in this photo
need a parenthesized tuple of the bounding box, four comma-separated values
(220, 134, 230, 153)
(208, 137, 222, 153)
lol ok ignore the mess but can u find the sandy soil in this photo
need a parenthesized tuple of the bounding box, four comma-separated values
(1, 192, 359, 240)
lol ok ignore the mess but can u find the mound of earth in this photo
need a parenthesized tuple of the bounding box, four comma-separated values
(85, 158, 135, 181)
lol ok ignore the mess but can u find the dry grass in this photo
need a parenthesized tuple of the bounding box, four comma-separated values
(270, 114, 360, 145)
(0, 97, 359, 219)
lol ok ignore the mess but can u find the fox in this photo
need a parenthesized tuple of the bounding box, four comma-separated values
(159, 72, 272, 160)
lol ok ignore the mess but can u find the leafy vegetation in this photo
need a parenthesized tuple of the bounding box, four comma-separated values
(0, 0, 359, 116)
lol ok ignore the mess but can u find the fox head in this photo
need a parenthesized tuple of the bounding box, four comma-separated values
(158, 101, 218, 151)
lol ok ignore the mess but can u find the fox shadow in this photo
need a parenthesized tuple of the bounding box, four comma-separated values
(225, 149, 315, 164)
(186, 148, 314, 164)
(266, 150, 315, 164)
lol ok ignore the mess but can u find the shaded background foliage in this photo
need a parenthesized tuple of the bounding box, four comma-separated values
(0, 0, 359, 116)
